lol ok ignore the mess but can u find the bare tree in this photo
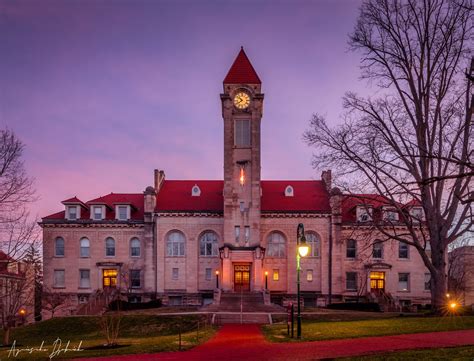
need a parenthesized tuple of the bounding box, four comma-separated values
(304, 0, 473, 312)
(41, 286, 69, 319)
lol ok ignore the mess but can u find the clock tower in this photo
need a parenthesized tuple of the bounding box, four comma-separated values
(220, 47, 265, 291)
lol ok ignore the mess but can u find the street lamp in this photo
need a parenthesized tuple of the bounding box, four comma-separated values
(265, 271, 268, 290)
(215, 270, 220, 289)
(296, 223, 309, 339)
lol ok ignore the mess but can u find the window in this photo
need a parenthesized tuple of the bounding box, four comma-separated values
(267, 232, 286, 258)
(235, 226, 240, 243)
(356, 206, 372, 222)
(79, 269, 90, 288)
(78, 295, 89, 304)
(383, 208, 399, 222)
(285, 185, 294, 197)
(130, 270, 141, 288)
(199, 231, 218, 256)
(424, 273, 431, 291)
(346, 239, 356, 258)
(167, 231, 185, 257)
(93, 206, 103, 220)
(346, 272, 357, 290)
(235, 119, 250, 147)
(205, 268, 212, 281)
(398, 273, 410, 291)
(273, 269, 279, 281)
(118, 206, 128, 220)
(55, 237, 65, 257)
(105, 237, 115, 257)
(191, 185, 201, 196)
(80, 238, 90, 258)
(54, 270, 65, 288)
(130, 238, 140, 257)
(172, 268, 179, 280)
(306, 232, 320, 257)
(399, 242, 409, 259)
(372, 241, 383, 259)
(67, 206, 77, 220)
(410, 207, 424, 222)
(244, 226, 250, 242)
(307, 269, 313, 282)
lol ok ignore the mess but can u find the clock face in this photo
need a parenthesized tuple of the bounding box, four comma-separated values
(233, 92, 250, 109)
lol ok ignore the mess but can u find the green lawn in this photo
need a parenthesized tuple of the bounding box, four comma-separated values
(263, 315, 474, 342)
(0, 314, 216, 360)
(337, 346, 474, 360)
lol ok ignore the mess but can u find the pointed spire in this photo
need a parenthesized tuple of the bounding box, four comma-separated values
(223, 47, 261, 84)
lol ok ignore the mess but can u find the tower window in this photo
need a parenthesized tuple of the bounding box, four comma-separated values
(235, 120, 250, 147)
(192, 185, 201, 196)
(285, 185, 294, 197)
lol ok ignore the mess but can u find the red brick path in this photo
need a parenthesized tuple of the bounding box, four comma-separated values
(77, 325, 474, 361)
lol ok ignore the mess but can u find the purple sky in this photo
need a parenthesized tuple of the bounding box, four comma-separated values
(0, 0, 369, 218)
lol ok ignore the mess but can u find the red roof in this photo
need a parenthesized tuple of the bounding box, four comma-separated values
(223, 48, 261, 84)
(43, 193, 144, 221)
(155, 180, 224, 213)
(261, 181, 330, 213)
(342, 194, 395, 222)
(155, 180, 330, 213)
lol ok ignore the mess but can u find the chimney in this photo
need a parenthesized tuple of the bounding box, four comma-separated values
(154, 169, 165, 193)
(321, 170, 332, 192)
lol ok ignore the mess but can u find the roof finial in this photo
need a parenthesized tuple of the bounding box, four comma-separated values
(241, 46, 243, 50)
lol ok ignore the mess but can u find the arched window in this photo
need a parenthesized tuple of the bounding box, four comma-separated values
(55, 237, 65, 257)
(306, 232, 320, 257)
(130, 238, 141, 257)
(166, 231, 185, 256)
(372, 240, 383, 259)
(80, 238, 90, 258)
(346, 239, 356, 258)
(267, 232, 286, 258)
(199, 231, 218, 256)
(105, 237, 115, 257)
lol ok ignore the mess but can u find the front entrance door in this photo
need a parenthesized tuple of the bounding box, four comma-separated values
(370, 271, 385, 291)
(103, 269, 118, 288)
(234, 265, 250, 291)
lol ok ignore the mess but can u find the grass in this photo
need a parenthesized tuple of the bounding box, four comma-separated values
(263, 315, 474, 342)
(0, 314, 216, 360)
(337, 346, 474, 360)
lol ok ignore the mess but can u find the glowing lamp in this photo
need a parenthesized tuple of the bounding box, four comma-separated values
(446, 293, 450, 298)
(19, 308, 26, 316)
(215, 270, 219, 275)
(265, 271, 268, 276)
(449, 302, 457, 310)
(239, 167, 245, 186)
(298, 236, 310, 258)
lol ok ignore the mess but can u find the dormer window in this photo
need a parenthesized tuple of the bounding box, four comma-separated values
(117, 205, 129, 221)
(192, 185, 201, 197)
(356, 206, 373, 222)
(383, 207, 399, 222)
(285, 185, 294, 197)
(92, 205, 104, 220)
(67, 206, 77, 220)
(410, 207, 424, 222)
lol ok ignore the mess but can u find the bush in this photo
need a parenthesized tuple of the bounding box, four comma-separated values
(327, 302, 381, 312)
(108, 299, 162, 311)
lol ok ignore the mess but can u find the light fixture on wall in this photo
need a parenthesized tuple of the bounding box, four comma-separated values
(239, 166, 245, 186)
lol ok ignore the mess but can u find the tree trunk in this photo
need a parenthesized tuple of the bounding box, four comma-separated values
(430, 245, 448, 313)
(3, 327, 10, 346)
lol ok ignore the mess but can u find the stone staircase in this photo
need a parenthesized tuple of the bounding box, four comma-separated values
(203, 291, 284, 324)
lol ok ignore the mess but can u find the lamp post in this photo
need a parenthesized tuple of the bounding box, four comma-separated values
(265, 271, 268, 290)
(215, 270, 219, 289)
(296, 223, 309, 339)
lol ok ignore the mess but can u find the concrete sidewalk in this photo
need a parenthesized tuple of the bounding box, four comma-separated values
(76, 324, 474, 361)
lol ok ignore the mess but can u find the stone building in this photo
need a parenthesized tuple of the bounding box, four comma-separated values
(40, 48, 431, 311)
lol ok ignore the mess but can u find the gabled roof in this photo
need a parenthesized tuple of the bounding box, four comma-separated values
(341, 194, 400, 222)
(61, 196, 87, 208)
(43, 193, 144, 221)
(223, 47, 261, 84)
(261, 181, 330, 213)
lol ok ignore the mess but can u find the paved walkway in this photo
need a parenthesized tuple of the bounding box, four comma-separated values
(77, 325, 474, 361)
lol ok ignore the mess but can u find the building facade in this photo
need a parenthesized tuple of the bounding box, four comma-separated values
(40, 49, 431, 311)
